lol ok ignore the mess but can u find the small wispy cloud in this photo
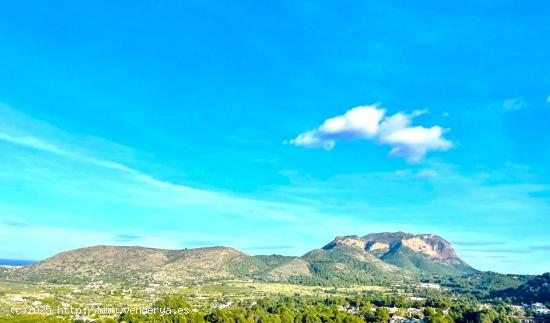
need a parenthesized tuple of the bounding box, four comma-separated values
(461, 246, 550, 255)
(483, 255, 511, 259)
(454, 240, 506, 247)
(113, 234, 143, 242)
(181, 240, 224, 248)
(1, 219, 31, 228)
(285, 104, 452, 162)
(416, 169, 438, 178)
(0, 224, 184, 259)
(244, 245, 295, 251)
(503, 97, 526, 111)
(530, 245, 550, 251)
(394, 170, 409, 177)
(393, 169, 438, 179)
(462, 248, 526, 254)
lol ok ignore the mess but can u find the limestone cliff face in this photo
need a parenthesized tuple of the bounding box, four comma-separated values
(362, 232, 473, 271)
(400, 235, 458, 260)
(366, 241, 389, 252)
(323, 235, 367, 250)
(322, 232, 474, 274)
(364, 241, 390, 258)
(363, 232, 459, 261)
(324, 232, 461, 261)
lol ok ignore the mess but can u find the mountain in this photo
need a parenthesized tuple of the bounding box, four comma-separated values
(10, 245, 309, 285)
(363, 232, 477, 275)
(4, 232, 476, 285)
(319, 232, 476, 275)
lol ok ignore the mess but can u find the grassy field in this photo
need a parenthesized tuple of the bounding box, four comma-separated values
(175, 281, 387, 300)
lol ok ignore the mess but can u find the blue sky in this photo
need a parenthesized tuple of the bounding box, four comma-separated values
(0, 1, 549, 274)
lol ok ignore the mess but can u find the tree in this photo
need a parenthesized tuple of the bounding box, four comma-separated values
(374, 307, 390, 323)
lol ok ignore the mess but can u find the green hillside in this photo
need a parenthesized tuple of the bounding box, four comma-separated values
(381, 246, 465, 276)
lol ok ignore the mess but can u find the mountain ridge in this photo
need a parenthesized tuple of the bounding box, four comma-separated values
(4, 232, 477, 285)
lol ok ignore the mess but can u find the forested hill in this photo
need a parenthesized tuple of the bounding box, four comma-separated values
(490, 273, 550, 306)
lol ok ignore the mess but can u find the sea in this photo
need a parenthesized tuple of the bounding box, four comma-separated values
(0, 259, 37, 266)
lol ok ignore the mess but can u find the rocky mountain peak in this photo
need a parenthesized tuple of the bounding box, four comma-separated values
(323, 232, 461, 260)
(360, 232, 458, 260)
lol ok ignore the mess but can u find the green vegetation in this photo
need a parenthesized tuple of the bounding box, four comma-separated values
(228, 255, 297, 279)
(430, 272, 531, 299)
(118, 294, 520, 323)
(380, 247, 470, 276)
(289, 258, 392, 287)
(490, 273, 550, 307)
(2, 277, 548, 323)
(0, 315, 71, 322)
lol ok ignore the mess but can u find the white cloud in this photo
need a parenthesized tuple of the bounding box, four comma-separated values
(380, 125, 451, 162)
(288, 130, 335, 150)
(287, 104, 452, 162)
(319, 105, 385, 138)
